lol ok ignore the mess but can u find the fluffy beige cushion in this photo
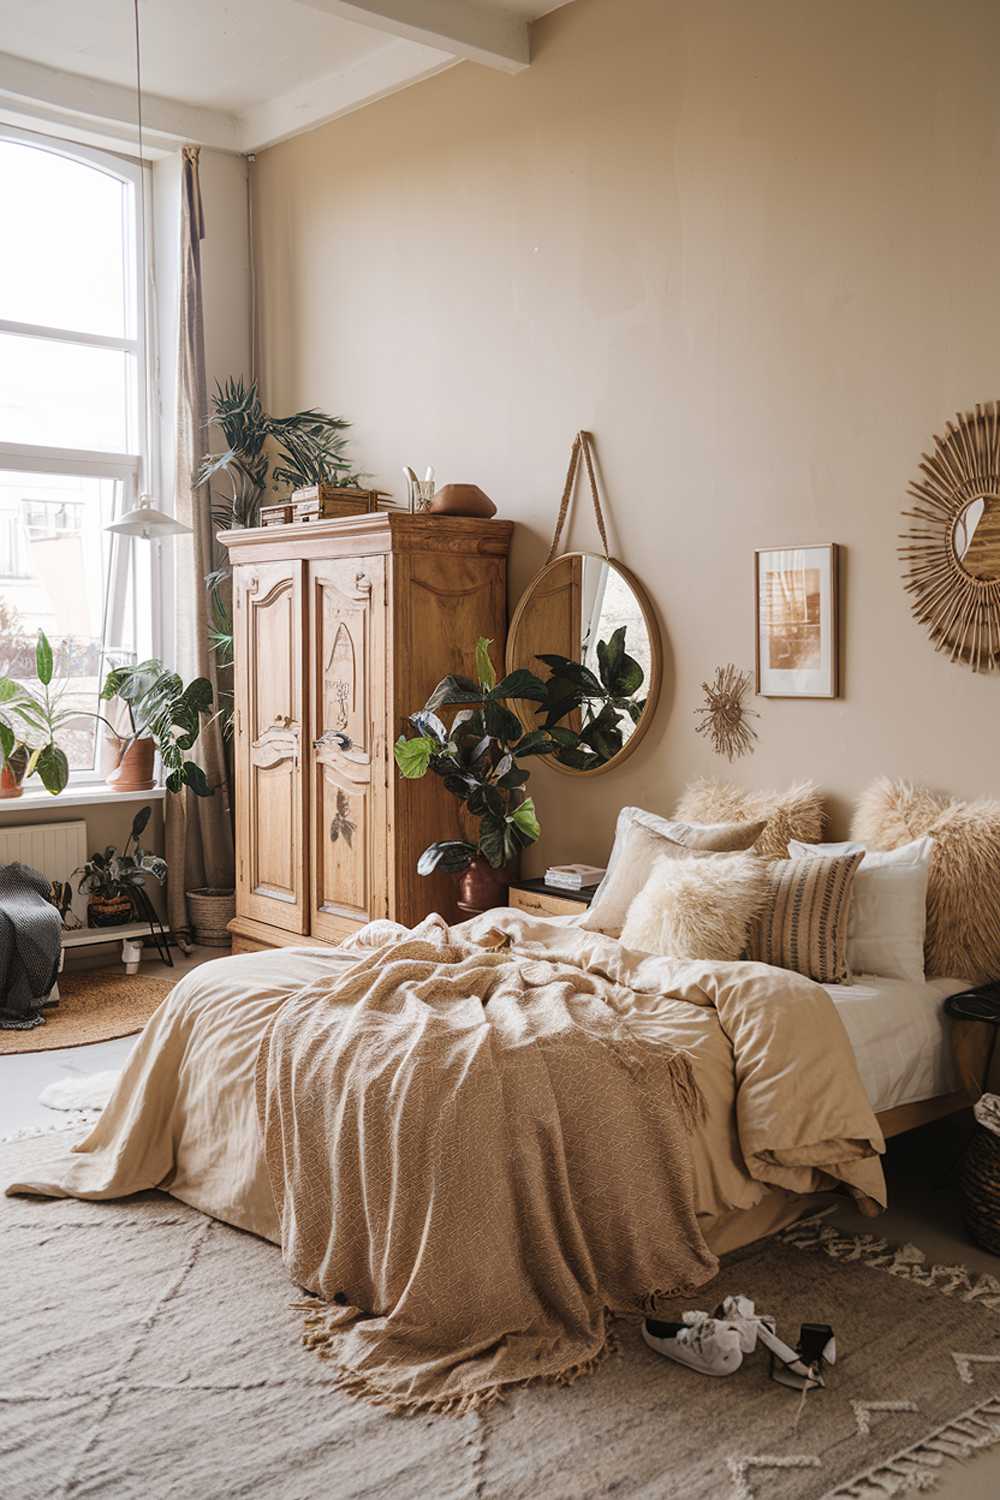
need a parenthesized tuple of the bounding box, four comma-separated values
(674, 779, 825, 860)
(852, 777, 999, 983)
(620, 852, 768, 961)
(580, 807, 766, 937)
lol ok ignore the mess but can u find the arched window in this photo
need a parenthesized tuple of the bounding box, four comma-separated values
(0, 127, 151, 781)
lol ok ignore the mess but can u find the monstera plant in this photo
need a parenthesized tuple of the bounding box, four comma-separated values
(393, 639, 558, 905)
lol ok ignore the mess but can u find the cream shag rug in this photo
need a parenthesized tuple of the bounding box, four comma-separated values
(4, 1132, 1000, 1500)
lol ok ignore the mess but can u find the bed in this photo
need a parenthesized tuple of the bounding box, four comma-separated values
(826, 972, 971, 1133)
(9, 910, 968, 1237)
(5, 902, 976, 1413)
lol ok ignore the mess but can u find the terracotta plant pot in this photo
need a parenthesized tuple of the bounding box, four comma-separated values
(429, 484, 497, 518)
(88, 894, 134, 928)
(457, 858, 510, 914)
(106, 736, 156, 792)
(0, 744, 29, 798)
(0, 766, 24, 799)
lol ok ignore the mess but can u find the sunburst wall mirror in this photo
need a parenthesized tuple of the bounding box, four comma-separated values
(900, 401, 1000, 673)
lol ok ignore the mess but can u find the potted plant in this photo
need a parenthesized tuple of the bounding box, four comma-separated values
(0, 729, 28, 799)
(0, 630, 113, 795)
(393, 638, 556, 910)
(74, 806, 167, 928)
(197, 378, 359, 735)
(99, 660, 215, 796)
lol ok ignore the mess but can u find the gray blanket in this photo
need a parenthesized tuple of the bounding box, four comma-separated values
(0, 863, 62, 1031)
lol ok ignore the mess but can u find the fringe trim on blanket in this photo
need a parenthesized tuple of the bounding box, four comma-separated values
(291, 1296, 620, 1417)
(777, 1217, 1000, 1497)
(599, 1026, 706, 1133)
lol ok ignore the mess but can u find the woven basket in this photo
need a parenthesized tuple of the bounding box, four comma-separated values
(186, 888, 235, 948)
(960, 1123, 1000, 1255)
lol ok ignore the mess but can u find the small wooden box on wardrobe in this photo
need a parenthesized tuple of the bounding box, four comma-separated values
(220, 512, 514, 953)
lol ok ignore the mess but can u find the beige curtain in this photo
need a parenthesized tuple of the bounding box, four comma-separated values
(165, 145, 235, 940)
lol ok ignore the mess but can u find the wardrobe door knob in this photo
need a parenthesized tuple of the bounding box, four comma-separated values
(314, 731, 352, 751)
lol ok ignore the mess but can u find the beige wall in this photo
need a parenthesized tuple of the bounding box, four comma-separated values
(253, 0, 1000, 868)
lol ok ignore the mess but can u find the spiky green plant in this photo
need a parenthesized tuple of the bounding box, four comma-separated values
(197, 378, 359, 734)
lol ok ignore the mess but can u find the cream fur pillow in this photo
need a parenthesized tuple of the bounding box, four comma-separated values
(581, 807, 765, 937)
(620, 852, 768, 962)
(674, 778, 825, 860)
(852, 777, 1000, 983)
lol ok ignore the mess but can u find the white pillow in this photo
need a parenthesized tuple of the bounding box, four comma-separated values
(621, 852, 768, 961)
(787, 836, 933, 982)
(582, 806, 765, 937)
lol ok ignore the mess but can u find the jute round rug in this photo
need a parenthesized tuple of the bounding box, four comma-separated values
(4, 1130, 1000, 1500)
(0, 971, 174, 1055)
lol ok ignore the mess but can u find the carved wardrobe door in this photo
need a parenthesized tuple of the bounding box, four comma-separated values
(308, 556, 389, 944)
(234, 560, 307, 933)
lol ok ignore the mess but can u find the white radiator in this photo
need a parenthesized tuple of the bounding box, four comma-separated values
(0, 820, 88, 926)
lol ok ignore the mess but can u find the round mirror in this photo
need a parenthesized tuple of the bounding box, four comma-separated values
(506, 552, 661, 775)
(953, 494, 1000, 580)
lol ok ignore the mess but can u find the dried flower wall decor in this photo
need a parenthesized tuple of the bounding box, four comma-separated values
(694, 664, 758, 761)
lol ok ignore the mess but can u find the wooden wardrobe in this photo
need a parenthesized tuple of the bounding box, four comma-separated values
(220, 512, 513, 953)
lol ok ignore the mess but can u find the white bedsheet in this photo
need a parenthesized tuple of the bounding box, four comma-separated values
(826, 973, 967, 1114)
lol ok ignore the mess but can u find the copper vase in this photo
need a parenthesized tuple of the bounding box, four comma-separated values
(457, 859, 509, 914)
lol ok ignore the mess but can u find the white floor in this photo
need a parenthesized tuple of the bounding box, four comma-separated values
(0, 945, 212, 1138)
(2, 958, 999, 1497)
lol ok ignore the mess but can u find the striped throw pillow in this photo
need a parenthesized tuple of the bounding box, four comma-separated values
(748, 850, 863, 984)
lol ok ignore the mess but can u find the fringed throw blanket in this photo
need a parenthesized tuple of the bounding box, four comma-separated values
(256, 917, 718, 1414)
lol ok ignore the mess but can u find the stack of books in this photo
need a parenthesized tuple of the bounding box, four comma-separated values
(544, 863, 606, 891)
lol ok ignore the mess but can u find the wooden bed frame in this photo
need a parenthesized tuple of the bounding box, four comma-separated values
(878, 1091, 970, 1139)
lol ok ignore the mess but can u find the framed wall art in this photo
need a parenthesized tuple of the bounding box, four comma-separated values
(754, 543, 840, 698)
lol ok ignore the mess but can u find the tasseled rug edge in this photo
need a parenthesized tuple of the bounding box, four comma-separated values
(291, 1296, 621, 1417)
(779, 1215, 1000, 1497)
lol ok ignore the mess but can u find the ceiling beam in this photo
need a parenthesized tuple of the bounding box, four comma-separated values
(0, 52, 240, 156)
(241, 38, 454, 151)
(294, 0, 530, 73)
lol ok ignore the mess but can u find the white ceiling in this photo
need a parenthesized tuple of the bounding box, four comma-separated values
(0, 1, 399, 113)
(0, 0, 572, 154)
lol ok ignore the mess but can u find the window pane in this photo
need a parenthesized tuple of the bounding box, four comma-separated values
(0, 331, 137, 452)
(0, 141, 133, 338)
(0, 470, 135, 775)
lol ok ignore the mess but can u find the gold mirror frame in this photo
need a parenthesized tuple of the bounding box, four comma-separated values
(506, 551, 662, 778)
(900, 401, 1000, 673)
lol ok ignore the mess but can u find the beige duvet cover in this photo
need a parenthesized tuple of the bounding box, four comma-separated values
(7, 909, 886, 1242)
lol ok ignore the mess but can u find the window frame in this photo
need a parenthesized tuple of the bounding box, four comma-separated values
(0, 124, 157, 785)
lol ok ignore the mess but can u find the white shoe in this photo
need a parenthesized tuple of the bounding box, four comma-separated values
(642, 1311, 745, 1377)
(712, 1294, 776, 1354)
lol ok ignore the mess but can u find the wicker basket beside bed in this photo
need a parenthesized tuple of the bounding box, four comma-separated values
(961, 1121, 1000, 1255)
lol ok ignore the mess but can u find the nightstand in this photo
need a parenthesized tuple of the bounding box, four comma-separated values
(507, 878, 600, 919)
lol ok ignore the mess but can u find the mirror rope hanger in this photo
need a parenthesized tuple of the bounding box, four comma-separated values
(546, 431, 611, 564)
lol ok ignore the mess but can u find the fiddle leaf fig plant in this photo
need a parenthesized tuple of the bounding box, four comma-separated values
(533, 625, 647, 771)
(393, 638, 555, 876)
